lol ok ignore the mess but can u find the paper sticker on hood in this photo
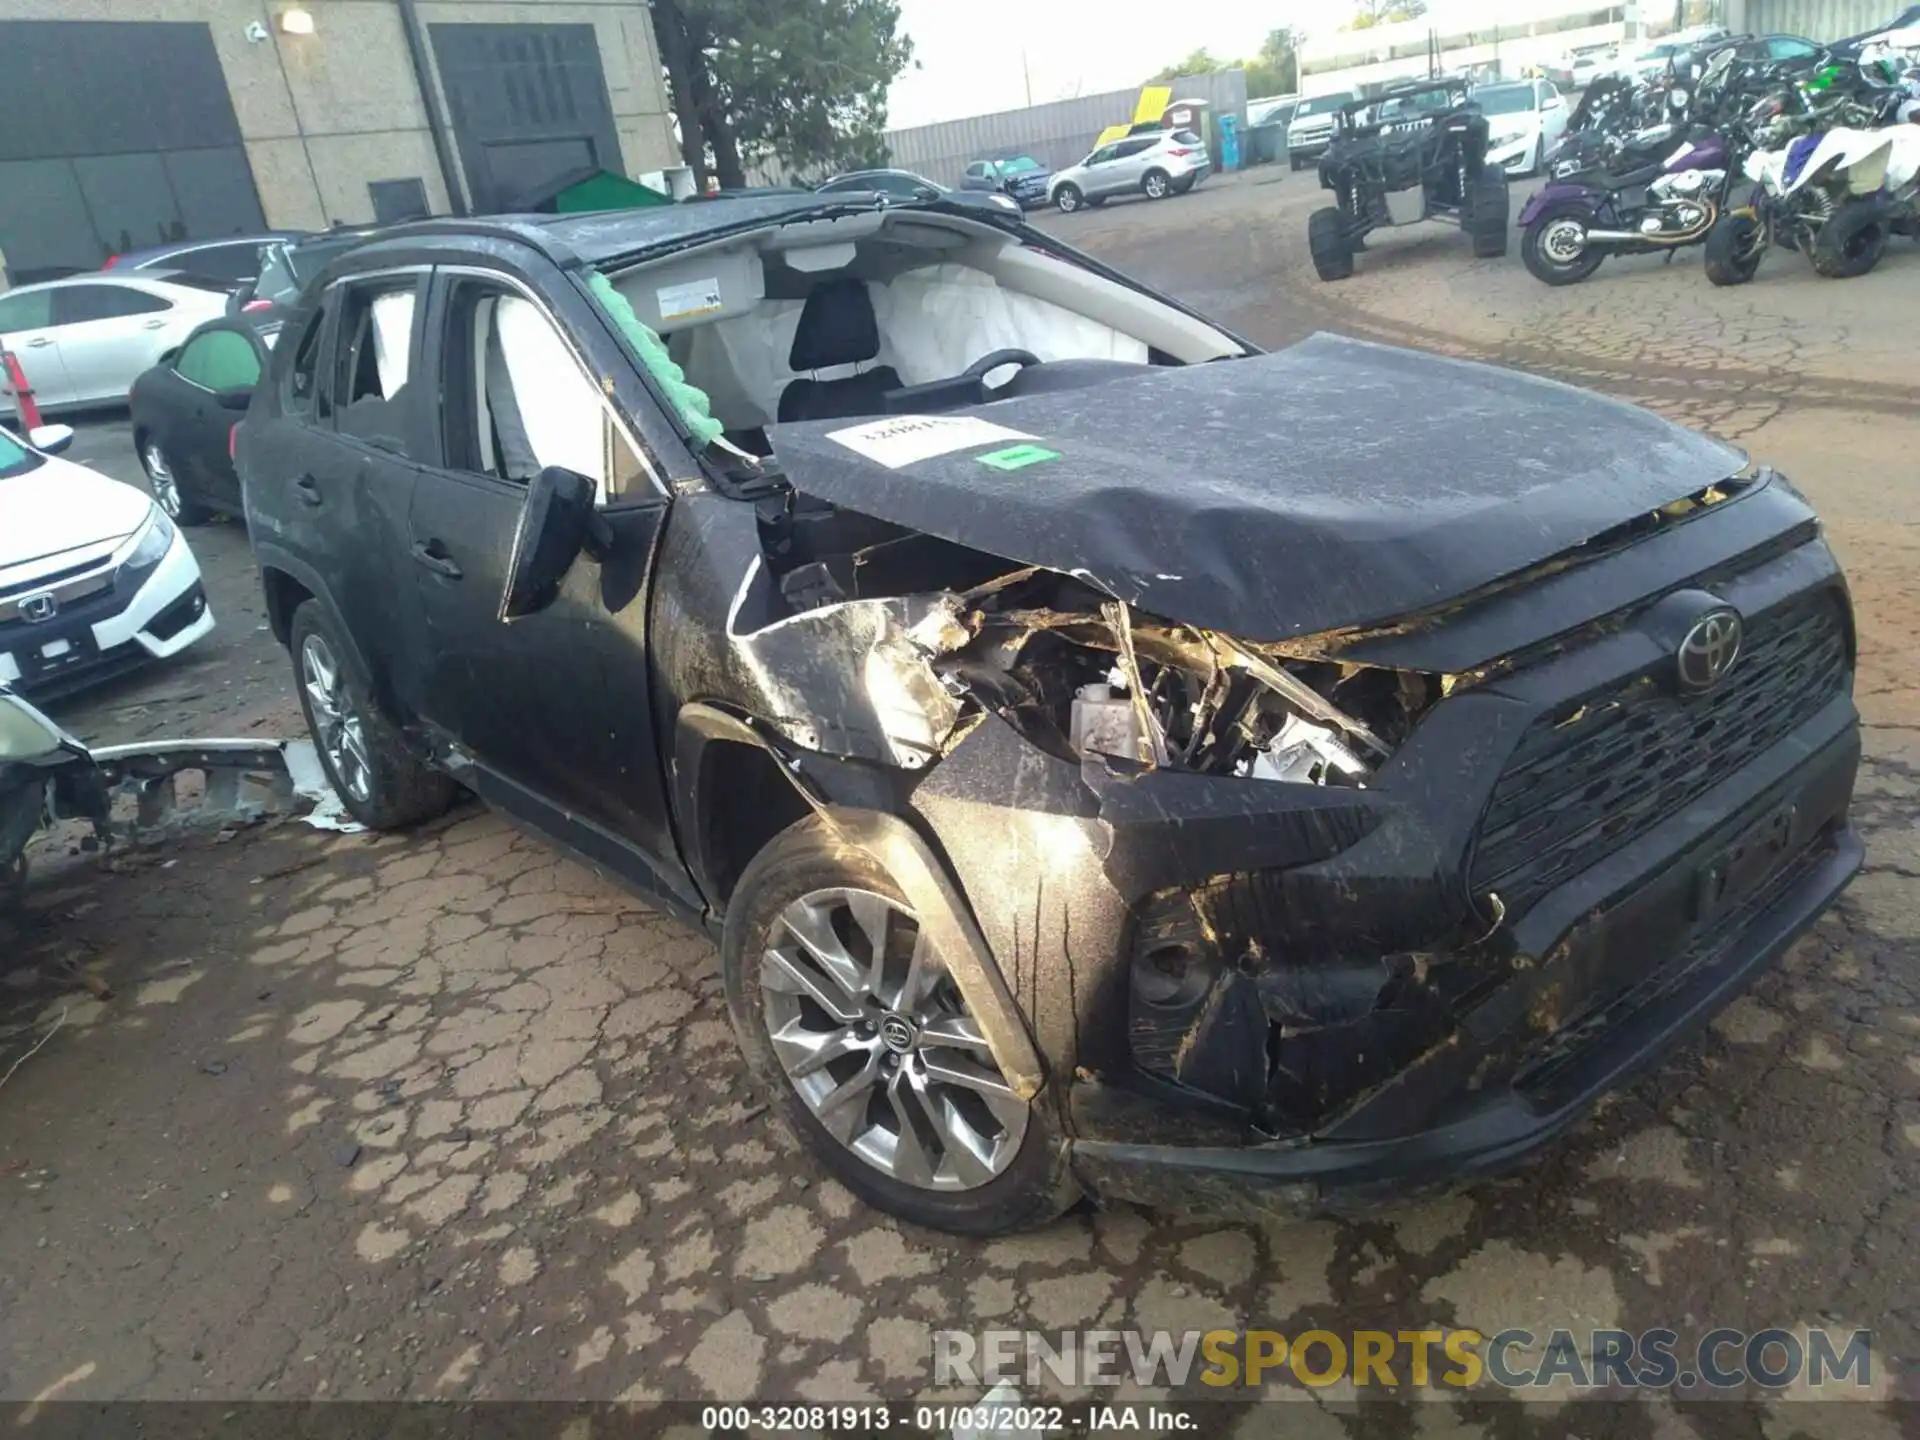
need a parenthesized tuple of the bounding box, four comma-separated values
(827, 415, 1036, 468)
(769, 334, 1746, 641)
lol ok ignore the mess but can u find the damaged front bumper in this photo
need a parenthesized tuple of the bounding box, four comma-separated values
(896, 534, 1861, 1217)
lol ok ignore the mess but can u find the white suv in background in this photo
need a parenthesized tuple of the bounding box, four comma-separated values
(0, 424, 214, 697)
(1049, 129, 1213, 212)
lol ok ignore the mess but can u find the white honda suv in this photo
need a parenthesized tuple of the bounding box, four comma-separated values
(0, 424, 214, 698)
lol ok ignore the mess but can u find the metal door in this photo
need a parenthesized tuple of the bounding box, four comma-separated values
(429, 24, 626, 213)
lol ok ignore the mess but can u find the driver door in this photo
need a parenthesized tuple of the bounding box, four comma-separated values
(404, 265, 691, 904)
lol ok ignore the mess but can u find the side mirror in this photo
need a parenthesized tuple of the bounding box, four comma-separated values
(27, 424, 74, 456)
(499, 465, 610, 621)
(215, 385, 254, 412)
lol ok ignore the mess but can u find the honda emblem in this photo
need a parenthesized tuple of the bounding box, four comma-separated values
(18, 591, 57, 624)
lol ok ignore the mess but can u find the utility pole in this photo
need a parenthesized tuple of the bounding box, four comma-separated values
(1023, 51, 1034, 108)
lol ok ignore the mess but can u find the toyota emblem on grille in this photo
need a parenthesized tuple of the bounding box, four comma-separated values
(18, 591, 57, 623)
(1676, 608, 1742, 692)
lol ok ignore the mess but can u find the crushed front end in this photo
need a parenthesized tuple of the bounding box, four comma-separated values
(874, 474, 1861, 1216)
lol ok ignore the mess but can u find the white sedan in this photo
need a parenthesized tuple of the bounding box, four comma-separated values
(0, 274, 232, 416)
(0, 423, 214, 697)
(1474, 79, 1572, 176)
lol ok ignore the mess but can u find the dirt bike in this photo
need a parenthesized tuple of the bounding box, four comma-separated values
(1706, 121, 1920, 283)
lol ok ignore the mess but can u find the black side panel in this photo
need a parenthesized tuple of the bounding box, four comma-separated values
(0, 21, 261, 280)
(428, 23, 625, 213)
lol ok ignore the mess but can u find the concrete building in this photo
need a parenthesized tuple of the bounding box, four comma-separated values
(0, 0, 679, 282)
(1298, 0, 1633, 96)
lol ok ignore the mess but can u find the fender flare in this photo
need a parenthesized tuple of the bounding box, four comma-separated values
(253, 543, 384, 705)
(675, 702, 1047, 1102)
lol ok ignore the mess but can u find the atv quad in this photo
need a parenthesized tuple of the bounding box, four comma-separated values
(1308, 77, 1511, 281)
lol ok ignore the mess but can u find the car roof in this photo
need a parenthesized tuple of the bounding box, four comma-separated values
(338, 193, 950, 271)
(119, 232, 299, 262)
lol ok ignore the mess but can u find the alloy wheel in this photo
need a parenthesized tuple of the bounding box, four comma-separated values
(1540, 217, 1588, 265)
(1145, 172, 1169, 198)
(141, 441, 182, 519)
(760, 887, 1029, 1191)
(299, 633, 374, 804)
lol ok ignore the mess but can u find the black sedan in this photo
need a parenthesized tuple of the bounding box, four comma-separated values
(129, 317, 269, 525)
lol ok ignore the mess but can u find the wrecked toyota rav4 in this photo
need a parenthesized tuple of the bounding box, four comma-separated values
(236, 194, 1860, 1234)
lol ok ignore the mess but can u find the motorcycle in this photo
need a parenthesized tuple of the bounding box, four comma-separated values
(1705, 121, 1920, 283)
(2, 685, 297, 902)
(1520, 119, 1738, 284)
(1519, 49, 1781, 284)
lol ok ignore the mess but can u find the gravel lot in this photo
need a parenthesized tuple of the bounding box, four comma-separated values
(3, 170, 1917, 1433)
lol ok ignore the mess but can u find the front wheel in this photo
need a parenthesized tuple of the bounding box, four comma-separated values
(1308, 206, 1355, 281)
(1704, 210, 1766, 286)
(1521, 204, 1606, 285)
(138, 436, 212, 526)
(288, 601, 456, 831)
(1811, 198, 1890, 278)
(721, 815, 1076, 1235)
(1468, 169, 1510, 258)
(1053, 183, 1083, 214)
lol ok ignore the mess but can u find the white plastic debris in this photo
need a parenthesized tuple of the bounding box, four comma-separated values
(283, 739, 366, 833)
(950, 1384, 1046, 1440)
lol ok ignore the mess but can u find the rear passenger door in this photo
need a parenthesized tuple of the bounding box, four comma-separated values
(403, 265, 687, 898)
(49, 283, 173, 404)
(266, 274, 434, 718)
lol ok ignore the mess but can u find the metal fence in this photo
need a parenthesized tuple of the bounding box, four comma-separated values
(884, 70, 1249, 186)
(744, 71, 1251, 188)
(1747, 0, 1900, 37)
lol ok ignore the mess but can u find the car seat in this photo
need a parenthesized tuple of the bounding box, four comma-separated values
(776, 277, 902, 423)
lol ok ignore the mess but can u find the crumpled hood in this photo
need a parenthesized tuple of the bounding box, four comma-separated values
(0, 453, 153, 572)
(766, 333, 1746, 642)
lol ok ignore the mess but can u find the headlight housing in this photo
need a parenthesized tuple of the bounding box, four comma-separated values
(123, 507, 176, 570)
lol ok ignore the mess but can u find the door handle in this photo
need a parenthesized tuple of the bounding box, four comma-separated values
(26, 338, 51, 349)
(411, 541, 463, 580)
(292, 474, 322, 506)
(142, 319, 166, 330)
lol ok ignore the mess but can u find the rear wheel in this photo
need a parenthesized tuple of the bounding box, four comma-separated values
(1308, 206, 1355, 281)
(1054, 183, 1083, 214)
(1142, 168, 1172, 200)
(1468, 169, 1510, 258)
(1521, 203, 1606, 285)
(138, 435, 212, 526)
(721, 815, 1076, 1235)
(1704, 210, 1766, 285)
(1811, 198, 1890, 278)
(288, 601, 456, 831)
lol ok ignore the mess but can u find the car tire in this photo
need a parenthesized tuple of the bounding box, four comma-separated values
(1054, 183, 1083, 214)
(1142, 169, 1172, 200)
(1521, 202, 1606, 285)
(137, 434, 212, 526)
(288, 600, 457, 831)
(1811, 198, 1890, 279)
(1308, 205, 1355, 281)
(720, 813, 1078, 1236)
(1704, 211, 1766, 286)
(1469, 169, 1510, 258)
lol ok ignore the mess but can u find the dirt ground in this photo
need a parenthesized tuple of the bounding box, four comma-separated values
(3, 170, 1918, 1433)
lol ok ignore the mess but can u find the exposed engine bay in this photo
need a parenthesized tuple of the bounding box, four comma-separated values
(744, 492, 1438, 786)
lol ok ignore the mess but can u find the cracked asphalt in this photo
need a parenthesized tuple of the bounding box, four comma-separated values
(2, 170, 1917, 1433)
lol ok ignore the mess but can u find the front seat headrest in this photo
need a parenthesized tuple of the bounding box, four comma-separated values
(788, 276, 881, 371)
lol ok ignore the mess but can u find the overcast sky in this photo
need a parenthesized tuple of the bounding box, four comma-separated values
(886, 0, 1307, 129)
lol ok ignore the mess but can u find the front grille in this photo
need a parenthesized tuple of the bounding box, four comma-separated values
(1470, 589, 1850, 914)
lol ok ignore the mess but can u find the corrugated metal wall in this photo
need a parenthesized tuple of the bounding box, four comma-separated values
(873, 71, 1250, 189)
(1745, 0, 1892, 37)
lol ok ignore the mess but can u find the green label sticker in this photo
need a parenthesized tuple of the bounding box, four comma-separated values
(977, 444, 1061, 471)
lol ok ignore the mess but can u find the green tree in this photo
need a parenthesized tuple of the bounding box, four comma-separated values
(1245, 27, 1303, 95)
(1345, 0, 1428, 29)
(651, 0, 913, 189)
(1149, 48, 1225, 83)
